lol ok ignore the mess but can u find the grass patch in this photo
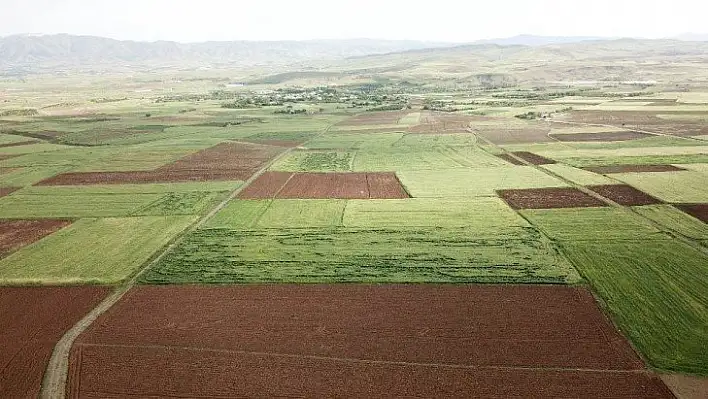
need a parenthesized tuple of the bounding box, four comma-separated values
(133, 192, 227, 216)
(141, 226, 579, 284)
(256, 199, 346, 228)
(304, 133, 403, 150)
(521, 207, 666, 241)
(561, 240, 708, 375)
(269, 151, 354, 172)
(0, 192, 163, 218)
(0, 216, 196, 284)
(343, 198, 529, 232)
(633, 205, 708, 239)
(612, 171, 708, 203)
(540, 164, 618, 185)
(398, 166, 566, 197)
(354, 147, 507, 171)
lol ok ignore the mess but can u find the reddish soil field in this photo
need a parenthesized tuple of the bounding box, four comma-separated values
(0, 140, 39, 148)
(367, 172, 410, 198)
(0, 286, 109, 398)
(561, 111, 708, 137)
(0, 219, 72, 257)
(68, 285, 672, 398)
(36, 169, 255, 185)
(585, 164, 686, 174)
(239, 172, 409, 199)
(588, 184, 663, 206)
(495, 153, 526, 165)
(407, 112, 474, 134)
(510, 151, 557, 165)
(237, 171, 294, 199)
(0, 187, 20, 198)
(676, 204, 708, 223)
(475, 127, 554, 144)
(550, 131, 653, 142)
(498, 187, 608, 209)
(36, 142, 284, 186)
(337, 111, 407, 126)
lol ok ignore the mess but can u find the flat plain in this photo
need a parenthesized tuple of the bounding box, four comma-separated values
(1, 49, 707, 397)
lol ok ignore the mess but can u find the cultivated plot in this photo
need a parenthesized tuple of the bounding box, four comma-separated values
(0, 216, 195, 284)
(561, 240, 708, 375)
(0, 286, 108, 398)
(398, 166, 567, 198)
(68, 285, 671, 398)
(0, 219, 72, 257)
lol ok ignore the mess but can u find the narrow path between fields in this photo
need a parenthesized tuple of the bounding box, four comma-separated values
(39, 124, 340, 398)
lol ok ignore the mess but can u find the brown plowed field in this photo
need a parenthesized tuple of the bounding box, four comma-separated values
(0, 187, 20, 197)
(36, 142, 283, 185)
(407, 112, 474, 134)
(475, 127, 553, 144)
(585, 164, 686, 174)
(510, 151, 557, 165)
(496, 153, 526, 165)
(36, 169, 255, 185)
(337, 111, 407, 126)
(0, 286, 109, 398)
(239, 172, 409, 199)
(237, 171, 294, 199)
(0, 140, 39, 148)
(589, 184, 663, 206)
(677, 204, 708, 223)
(367, 173, 409, 198)
(67, 285, 672, 398)
(498, 187, 608, 209)
(550, 131, 653, 142)
(561, 110, 708, 137)
(0, 219, 72, 257)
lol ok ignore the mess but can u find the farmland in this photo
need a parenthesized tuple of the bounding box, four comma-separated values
(1, 38, 708, 397)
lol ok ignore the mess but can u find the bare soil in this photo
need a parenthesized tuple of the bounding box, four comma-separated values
(67, 285, 671, 398)
(0, 187, 20, 197)
(407, 112, 474, 134)
(36, 142, 284, 185)
(0, 287, 108, 398)
(495, 153, 526, 165)
(237, 171, 294, 199)
(476, 128, 555, 144)
(676, 204, 708, 223)
(550, 131, 653, 142)
(561, 110, 708, 137)
(0, 219, 72, 257)
(498, 187, 608, 209)
(661, 373, 708, 399)
(240, 172, 409, 199)
(588, 184, 663, 206)
(510, 151, 557, 165)
(585, 165, 686, 174)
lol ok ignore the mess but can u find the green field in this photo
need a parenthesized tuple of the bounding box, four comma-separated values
(561, 240, 708, 374)
(633, 205, 708, 240)
(270, 151, 354, 172)
(612, 171, 708, 203)
(141, 226, 579, 284)
(0, 216, 196, 284)
(398, 166, 567, 197)
(521, 207, 666, 241)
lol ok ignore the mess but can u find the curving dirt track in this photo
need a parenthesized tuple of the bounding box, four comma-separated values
(66, 285, 672, 398)
(0, 287, 108, 398)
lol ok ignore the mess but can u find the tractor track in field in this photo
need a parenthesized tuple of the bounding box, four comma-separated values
(39, 135, 317, 398)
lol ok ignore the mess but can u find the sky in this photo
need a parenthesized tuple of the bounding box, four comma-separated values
(1, 0, 707, 42)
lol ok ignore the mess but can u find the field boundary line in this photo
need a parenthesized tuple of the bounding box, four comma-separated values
(75, 342, 652, 374)
(40, 145, 297, 399)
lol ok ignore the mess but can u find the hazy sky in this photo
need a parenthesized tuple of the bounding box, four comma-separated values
(2, 0, 706, 42)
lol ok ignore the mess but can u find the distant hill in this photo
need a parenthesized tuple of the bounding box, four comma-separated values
(0, 34, 455, 73)
(473, 34, 611, 46)
(674, 33, 708, 41)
